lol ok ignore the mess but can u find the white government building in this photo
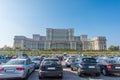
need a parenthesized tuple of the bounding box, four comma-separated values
(14, 28, 107, 50)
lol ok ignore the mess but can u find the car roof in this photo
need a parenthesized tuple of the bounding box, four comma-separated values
(10, 59, 27, 61)
(43, 58, 59, 60)
(78, 56, 96, 59)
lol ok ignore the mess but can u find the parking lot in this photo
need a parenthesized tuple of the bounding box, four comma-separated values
(27, 62, 120, 80)
(0, 54, 120, 80)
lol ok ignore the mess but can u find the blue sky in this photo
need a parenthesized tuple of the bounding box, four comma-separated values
(0, 0, 120, 48)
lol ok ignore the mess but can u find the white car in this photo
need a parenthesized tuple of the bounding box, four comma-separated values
(0, 58, 35, 80)
(65, 57, 77, 67)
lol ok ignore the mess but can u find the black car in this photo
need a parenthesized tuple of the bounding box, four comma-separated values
(98, 58, 120, 76)
(39, 58, 63, 79)
(77, 57, 101, 77)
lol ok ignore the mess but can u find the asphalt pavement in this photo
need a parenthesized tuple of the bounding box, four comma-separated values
(27, 62, 120, 80)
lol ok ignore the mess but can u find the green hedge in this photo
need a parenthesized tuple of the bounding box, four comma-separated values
(0, 50, 120, 56)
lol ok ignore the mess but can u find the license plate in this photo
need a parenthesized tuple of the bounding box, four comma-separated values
(89, 66, 95, 68)
(115, 67, 120, 69)
(48, 67, 55, 70)
(6, 70, 15, 72)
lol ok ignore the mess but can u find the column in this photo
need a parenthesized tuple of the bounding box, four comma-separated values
(70, 42, 73, 49)
(48, 42, 51, 49)
(50, 29, 52, 40)
(82, 41, 84, 50)
(44, 42, 46, 50)
(74, 42, 76, 50)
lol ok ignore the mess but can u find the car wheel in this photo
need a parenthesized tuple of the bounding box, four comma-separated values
(66, 64, 69, 67)
(102, 69, 107, 76)
(39, 73, 43, 79)
(77, 68, 82, 77)
(96, 73, 101, 77)
(59, 76, 63, 79)
(21, 72, 28, 80)
(33, 67, 35, 72)
(71, 67, 73, 71)
(39, 76, 42, 79)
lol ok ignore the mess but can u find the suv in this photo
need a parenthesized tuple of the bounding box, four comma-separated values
(77, 57, 101, 76)
(39, 58, 63, 79)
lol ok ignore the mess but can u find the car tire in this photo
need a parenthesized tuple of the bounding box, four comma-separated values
(59, 76, 63, 79)
(21, 72, 28, 80)
(71, 67, 74, 71)
(66, 64, 69, 67)
(96, 73, 101, 77)
(39, 75, 43, 79)
(22, 77, 27, 80)
(33, 67, 35, 72)
(102, 69, 107, 76)
(77, 68, 82, 77)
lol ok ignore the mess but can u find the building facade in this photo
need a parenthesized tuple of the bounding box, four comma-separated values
(14, 28, 107, 50)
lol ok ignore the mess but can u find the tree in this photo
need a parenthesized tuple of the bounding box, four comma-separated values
(2, 45, 12, 51)
(108, 45, 119, 51)
(13, 46, 25, 51)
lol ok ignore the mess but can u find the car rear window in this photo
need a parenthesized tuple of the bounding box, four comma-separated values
(108, 60, 120, 64)
(82, 58, 97, 63)
(44, 59, 59, 61)
(69, 58, 76, 61)
(32, 58, 41, 61)
(6, 60, 25, 65)
(43, 61, 59, 65)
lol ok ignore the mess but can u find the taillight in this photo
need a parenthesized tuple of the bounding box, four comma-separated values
(16, 67, 25, 71)
(107, 64, 111, 69)
(80, 62, 84, 66)
(0, 67, 4, 71)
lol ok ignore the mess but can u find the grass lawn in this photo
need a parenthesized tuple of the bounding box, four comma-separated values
(0, 50, 120, 56)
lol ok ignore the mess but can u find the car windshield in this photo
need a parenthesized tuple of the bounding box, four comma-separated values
(82, 58, 97, 63)
(6, 60, 25, 65)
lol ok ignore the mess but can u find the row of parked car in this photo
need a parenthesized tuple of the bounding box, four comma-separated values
(0, 53, 63, 80)
(0, 53, 36, 80)
(0, 53, 120, 79)
(65, 56, 120, 77)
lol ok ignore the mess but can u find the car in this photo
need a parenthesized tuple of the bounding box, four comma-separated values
(77, 57, 101, 77)
(65, 57, 77, 67)
(98, 58, 120, 76)
(18, 52, 29, 59)
(0, 58, 35, 80)
(0, 56, 7, 64)
(114, 57, 120, 63)
(31, 57, 42, 69)
(71, 57, 81, 71)
(39, 58, 63, 79)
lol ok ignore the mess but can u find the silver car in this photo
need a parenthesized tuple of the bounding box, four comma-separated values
(31, 57, 42, 69)
(65, 57, 78, 67)
(0, 58, 35, 80)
